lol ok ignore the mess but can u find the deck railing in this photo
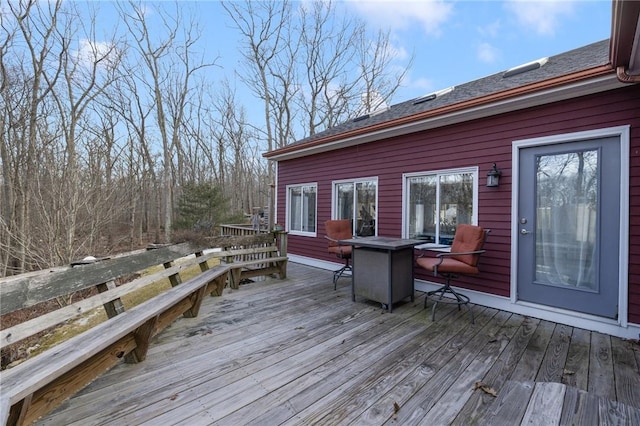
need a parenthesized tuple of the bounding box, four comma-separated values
(219, 225, 287, 262)
(219, 223, 268, 236)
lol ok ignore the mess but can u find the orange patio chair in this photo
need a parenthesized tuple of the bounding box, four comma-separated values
(324, 219, 353, 290)
(416, 224, 489, 323)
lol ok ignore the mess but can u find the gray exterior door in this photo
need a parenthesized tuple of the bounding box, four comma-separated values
(517, 137, 620, 318)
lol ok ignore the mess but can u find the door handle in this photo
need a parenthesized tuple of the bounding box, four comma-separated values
(520, 229, 531, 235)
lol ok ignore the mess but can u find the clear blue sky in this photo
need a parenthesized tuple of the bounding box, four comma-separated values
(206, 0, 612, 104)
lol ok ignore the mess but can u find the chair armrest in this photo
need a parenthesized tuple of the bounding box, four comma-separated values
(435, 249, 486, 258)
(324, 235, 355, 245)
(416, 249, 486, 269)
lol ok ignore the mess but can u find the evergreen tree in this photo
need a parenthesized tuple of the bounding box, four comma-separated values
(175, 183, 232, 234)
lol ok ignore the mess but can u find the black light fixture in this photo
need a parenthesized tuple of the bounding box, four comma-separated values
(486, 163, 501, 187)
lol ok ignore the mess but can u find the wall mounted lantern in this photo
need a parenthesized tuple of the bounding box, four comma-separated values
(486, 163, 502, 187)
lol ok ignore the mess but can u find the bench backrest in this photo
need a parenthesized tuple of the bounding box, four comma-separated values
(0, 234, 285, 350)
(0, 231, 288, 426)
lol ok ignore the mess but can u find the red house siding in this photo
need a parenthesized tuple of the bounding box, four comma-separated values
(276, 85, 640, 324)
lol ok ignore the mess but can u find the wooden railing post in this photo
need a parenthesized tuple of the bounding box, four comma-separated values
(275, 231, 288, 257)
(163, 261, 182, 287)
(95, 280, 135, 363)
(195, 251, 209, 272)
(96, 280, 126, 318)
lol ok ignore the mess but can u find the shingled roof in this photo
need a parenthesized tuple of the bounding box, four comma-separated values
(265, 39, 617, 161)
(300, 39, 609, 145)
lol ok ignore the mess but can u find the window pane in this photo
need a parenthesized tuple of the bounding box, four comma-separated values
(439, 173, 473, 244)
(302, 185, 317, 232)
(289, 187, 302, 231)
(336, 183, 353, 221)
(408, 176, 437, 241)
(407, 171, 474, 244)
(356, 181, 376, 236)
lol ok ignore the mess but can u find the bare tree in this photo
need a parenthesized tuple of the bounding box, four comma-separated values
(107, 63, 163, 244)
(224, 0, 413, 228)
(355, 28, 412, 117)
(0, 0, 412, 276)
(297, 1, 361, 135)
(183, 82, 221, 185)
(213, 81, 258, 214)
(1, 0, 63, 273)
(122, 1, 216, 242)
(47, 3, 121, 262)
(222, 0, 290, 230)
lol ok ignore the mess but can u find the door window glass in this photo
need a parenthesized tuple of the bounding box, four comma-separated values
(535, 150, 598, 290)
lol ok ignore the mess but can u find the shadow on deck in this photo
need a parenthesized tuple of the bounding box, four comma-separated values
(39, 263, 640, 425)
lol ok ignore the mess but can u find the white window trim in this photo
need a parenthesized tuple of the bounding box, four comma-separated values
(285, 182, 318, 237)
(331, 176, 379, 236)
(402, 166, 479, 241)
(511, 125, 630, 327)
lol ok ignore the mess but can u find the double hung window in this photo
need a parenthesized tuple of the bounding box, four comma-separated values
(404, 168, 477, 245)
(287, 183, 317, 235)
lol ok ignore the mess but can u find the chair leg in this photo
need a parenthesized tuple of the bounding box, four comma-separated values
(332, 259, 352, 290)
(424, 277, 474, 323)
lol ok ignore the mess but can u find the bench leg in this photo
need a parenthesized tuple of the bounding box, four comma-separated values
(8, 393, 32, 426)
(208, 272, 228, 296)
(185, 285, 207, 318)
(130, 316, 159, 363)
(230, 268, 242, 289)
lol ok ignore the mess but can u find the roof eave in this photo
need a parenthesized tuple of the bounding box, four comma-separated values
(265, 66, 621, 161)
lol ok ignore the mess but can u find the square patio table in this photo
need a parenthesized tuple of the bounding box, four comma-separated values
(339, 236, 423, 312)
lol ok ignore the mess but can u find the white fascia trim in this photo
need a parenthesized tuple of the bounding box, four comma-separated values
(269, 74, 626, 162)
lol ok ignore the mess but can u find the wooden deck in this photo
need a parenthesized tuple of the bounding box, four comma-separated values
(38, 263, 640, 425)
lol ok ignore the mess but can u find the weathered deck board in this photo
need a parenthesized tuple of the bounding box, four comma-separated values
(389, 309, 509, 425)
(295, 307, 494, 425)
(450, 316, 539, 425)
(588, 331, 616, 401)
(535, 323, 572, 383)
(509, 320, 556, 382)
(480, 380, 535, 425)
(520, 382, 566, 425)
(610, 335, 640, 407)
(560, 385, 600, 426)
(36, 263, 640, 426)
(415, 313, 524, 425)
(562, 326, 591, 389)
(217, 299, 442, 425)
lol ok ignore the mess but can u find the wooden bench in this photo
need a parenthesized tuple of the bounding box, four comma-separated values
(225, 245, 288, 289)
(211, 232, 288, 289)
(228, 255, 288, 288)
(0, 232, 288, 425)
(0, 265, 230, 426)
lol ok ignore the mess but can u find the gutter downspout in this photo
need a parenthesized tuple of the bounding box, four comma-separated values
(616, 65, 640, 83)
